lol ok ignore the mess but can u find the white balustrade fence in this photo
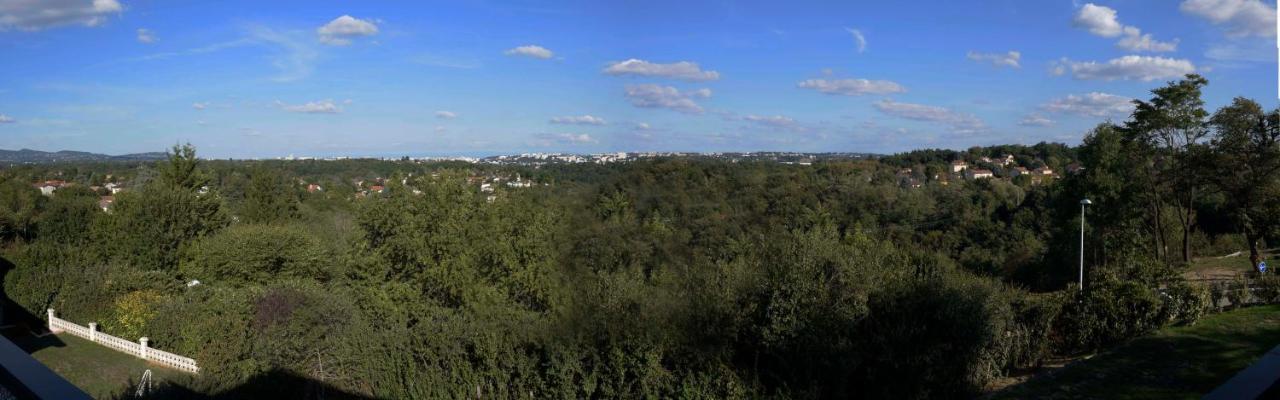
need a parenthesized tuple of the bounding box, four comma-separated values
(46, 309, 199, 374)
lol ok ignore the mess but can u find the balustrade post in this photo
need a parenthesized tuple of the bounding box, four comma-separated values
(88, 323, 98, 342)
(139, 337, 149, 360)
(46, 309, 57, 333)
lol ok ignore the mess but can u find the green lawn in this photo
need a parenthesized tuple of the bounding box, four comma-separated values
(14, 333, 187, 399)
(1184, 249, 1274, 280)
(992, 305, 1280, 399)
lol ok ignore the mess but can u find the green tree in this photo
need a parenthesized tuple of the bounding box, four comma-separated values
(158, 143, 210, 191)
(240, 167, 300, 224)
(1125, 74, 1210, 263)
(1206, 98, 1280, 271)
(181, 224, 329, 286)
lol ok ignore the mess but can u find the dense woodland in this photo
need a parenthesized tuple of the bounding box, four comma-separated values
(2, 75, 1280, 399)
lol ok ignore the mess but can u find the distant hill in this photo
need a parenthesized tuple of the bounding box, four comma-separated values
(0, 148, 168, 163)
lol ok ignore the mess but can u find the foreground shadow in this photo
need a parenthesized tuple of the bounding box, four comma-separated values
(120, 368, 382, 400)
(0, 256, 66, 353)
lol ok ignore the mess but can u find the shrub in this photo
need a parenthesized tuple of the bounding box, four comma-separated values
(1256, 274, 1280, 304)
(180, 224, 329, 287)
(853, 272, 1013, 399)
(1160, 280, 1210, 325)
(1224, 275, 1250, 308)
(110, 289, 166, 339)
(1052, 281, 1165, 354)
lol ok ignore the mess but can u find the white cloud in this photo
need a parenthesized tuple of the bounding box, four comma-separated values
(1073, 3, 1125, 37)
(278, 99, 341, 114)
(0, 0, 122, 31)
(623, 84, 711, 114)
(435, 111, 457, 119)
(635, 122, 651, 130)
(1074, 3, 1178, 52)
(846, 28, 866, 53)
(136, 28, 156, 44)
(1052, 56, 1195, 81)
(1116, 27, 1179, 52)
(192, 102, 208, 110)
(1180, 0, 1276, 37)
(550, 115, 606, 125)
(317, 15, 379, 46)
(873, 100, 986, 133)
(0, 114, 14, 123)
(1018, 114, 1054, 127)
(604, 59, 720, 81)
(1041, 92, 1135, 117)
(796, 78, 906, 96)
(533, 133, 598, 146)
(504, 45, 554, 59)
(967, 51, 1021, 68)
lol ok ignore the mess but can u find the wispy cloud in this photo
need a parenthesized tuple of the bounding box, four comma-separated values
(248, 25, 320, 82)
(1051, 56, 1195, 81)
(550, 115, 606, 125)
(435, 111, 458, 119)
(874, 99, 986, 134)
(623, 84, 711, 114)
(277, 99, 342, 114)
(967, 51, 1021, 68)
(845, 28, 866, 53)
(136, 28, 157, 44)
(1041, 92, 1135, 117)
(505, 45, 554, 59)
(797, 78, 906, 96)
(604, 59, 720, 81)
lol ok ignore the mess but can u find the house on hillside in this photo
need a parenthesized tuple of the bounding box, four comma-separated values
(306, 184, 323, 193)
(965, 169, 994, 180)
(999, 154, 1016, 165)
(1066, 163, 1085, 174)
(1010, 166, 1029, 176)
(1034, 166, 1054, 176)
(104, 182, 123, 194)
(98, 196, 115, 212)
(34, 180, 66, 196)
(951, 160, 969, 173)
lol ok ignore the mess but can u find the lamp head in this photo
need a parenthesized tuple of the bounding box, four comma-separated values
(1080, 199, 1092, 205)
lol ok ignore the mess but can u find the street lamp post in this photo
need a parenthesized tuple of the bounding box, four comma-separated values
(1079, 199, 1092, 291)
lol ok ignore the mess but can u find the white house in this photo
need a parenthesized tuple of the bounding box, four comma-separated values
(951, 160, 969, 173)
(966, 169, 994, 180)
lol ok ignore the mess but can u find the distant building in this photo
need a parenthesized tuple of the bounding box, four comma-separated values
(369, 185, 386, 194)
(966, 169, 994, 180)
(1034, 166, 1054, 176)
(98, 196, 115, 212)
(1010, 166, 1029, 176)
(951, 160, 969, 173)
(307, 184, 323, 193)
(33, 180, 67, 196)
(1066, 163, 1085, 174)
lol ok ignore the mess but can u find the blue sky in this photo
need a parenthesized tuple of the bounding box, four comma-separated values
(0, 0, 1276, 158)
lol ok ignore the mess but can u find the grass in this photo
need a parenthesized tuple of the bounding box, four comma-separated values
(1184, 249, 1274, 280)
(13, 333, 187, 399)
(992, 305, 1280, 399)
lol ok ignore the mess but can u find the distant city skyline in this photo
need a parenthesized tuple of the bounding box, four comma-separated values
(0, 0, 1276, 158)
